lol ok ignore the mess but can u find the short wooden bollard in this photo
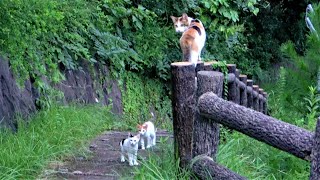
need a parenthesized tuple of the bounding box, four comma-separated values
(259, 88, 264, 112)
(235, 69, 241, 104)
(227, 64, 238, 103)
(171, 62, 196, 168)
(239, 75, 248, 107)
(247, 80, 253, 109)
(263, 92, 268, 114)
(252, 85, 259, 111)
(193, 71, 223, 160)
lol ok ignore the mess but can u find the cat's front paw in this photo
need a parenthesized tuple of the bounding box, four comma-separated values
(134, 162, 139, 166)
(146, 145, 151, 149)
(121, 158, 125, 162)
(129, 162, 134, 166)
(141, 146, 145, 150)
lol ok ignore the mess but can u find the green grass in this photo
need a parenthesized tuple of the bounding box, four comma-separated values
(129, 129, 309, 180)
(218, 131, 309, 180)
(124, 136, 195, 180)
(0, 104, 117, 179)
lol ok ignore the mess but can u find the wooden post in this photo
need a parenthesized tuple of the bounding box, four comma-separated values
(239, 75, 248, 107)
(247, 80, 253, 109)
(193, 71, 223, 160)
(171, 62, 196, 168)
(263, 92, 268, 114)
(198, 92, 313, 160)
(191, 155, 247, 180)
(202, 61, 217, 71)
(259, 88, 264, 112)
(196, 61, 204, 73)
(252, 85, 259, 111)
(310, 118, 320, 179)
(227, 64, 237, 103)
(235, 69, 241, 104)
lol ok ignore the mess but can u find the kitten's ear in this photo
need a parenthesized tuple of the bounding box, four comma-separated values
(136, 134, 141, 139)
(182, 13, 188, 20)
(143, 124, 148, 129)
(128, 132, 133, 138)
(170, 16, 177, 23)
(137, 124, 141, 129)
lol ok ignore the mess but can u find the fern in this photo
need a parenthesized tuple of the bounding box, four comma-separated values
(303, 86, 320, 129)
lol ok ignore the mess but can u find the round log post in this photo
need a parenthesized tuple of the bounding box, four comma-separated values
(311, 118, 320, 180)
(252, 85, 259, 111)
(198, 92, 313, 160)
(227, 64, 237, 103)
(263, 92, 268, 114)
(235, 69, 241, 104)
(202, 61, 215, 71)
(196, 61, 204, 73)
(171, 62, 196, 168)
(239, 75, 248, 107)
(247, 80, 253, 109)
(193, 71, 223, 160)
(191, 155, 247, 180)
(259, 88, 264, 112)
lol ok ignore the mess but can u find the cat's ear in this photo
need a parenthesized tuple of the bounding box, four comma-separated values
(143, 124, 148, 129)
(137, 124, 141, 129)
(128, 132, 133, 138)
(182, 13, 188, 20)
(170, 16, 177, 23)
(136, 134, 140, 139)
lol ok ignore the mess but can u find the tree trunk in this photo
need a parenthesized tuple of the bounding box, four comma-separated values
(198, 92, 313, 160)
(193, 71, 223, 160)
(171, 62, 196, 168)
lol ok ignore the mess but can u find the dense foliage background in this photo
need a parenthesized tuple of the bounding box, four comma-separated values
(1, 0, 320, 179)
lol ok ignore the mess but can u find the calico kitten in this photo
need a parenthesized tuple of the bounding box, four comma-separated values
(120, 133, 140, 166)
(137, 121, 156, 149)
(170, 13, 206, 67)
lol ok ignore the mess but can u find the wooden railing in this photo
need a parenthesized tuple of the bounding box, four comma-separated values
(171, 61, 319, 179)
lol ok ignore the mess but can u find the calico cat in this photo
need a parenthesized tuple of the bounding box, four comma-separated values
(170, 13, 206, 67)
(137, 121, 156, 149)
(120, 133, 140, 166)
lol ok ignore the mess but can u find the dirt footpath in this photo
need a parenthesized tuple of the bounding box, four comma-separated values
(41, 130, 172, 180)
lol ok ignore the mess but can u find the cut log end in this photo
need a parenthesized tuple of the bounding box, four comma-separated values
(171, 62, 194, 66)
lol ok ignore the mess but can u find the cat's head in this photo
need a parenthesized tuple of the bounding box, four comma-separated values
(129, 134, 140, 146)
(137, 124, 148, 135)
(170, 13, 193, 33)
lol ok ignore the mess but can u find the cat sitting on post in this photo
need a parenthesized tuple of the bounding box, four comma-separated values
(170, 13, 206, 67)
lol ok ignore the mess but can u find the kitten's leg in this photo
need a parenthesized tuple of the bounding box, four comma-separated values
(152, 133, 156, 146)
(128, 152, 134, 166)
(146, 137, 152, 149)
(120, 147, 125, 162)
(140, 137, 145, 150)
(134, 150, 139, 165)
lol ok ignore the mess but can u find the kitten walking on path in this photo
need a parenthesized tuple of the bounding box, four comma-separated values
(138, 121, 156, 150)
(170, 13, 206, 67)
(120, 133, 140, 166)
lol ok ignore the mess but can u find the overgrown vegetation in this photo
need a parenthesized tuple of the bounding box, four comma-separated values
(1, 0, 319, 179)
(0, 105, 115, 179)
